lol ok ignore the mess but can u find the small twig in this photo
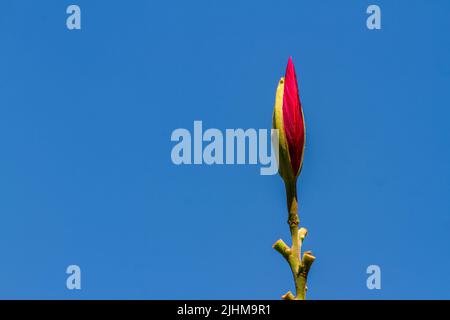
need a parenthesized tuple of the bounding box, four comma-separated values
(300, 251, 315, 277)
(281, 291, 295, 300)
(273, 239, 291, 260)
(298, 227, 307, 257)
(273, 182, 315, 300)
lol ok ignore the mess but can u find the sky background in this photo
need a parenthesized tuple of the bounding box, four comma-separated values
(0, 0, 449, 299)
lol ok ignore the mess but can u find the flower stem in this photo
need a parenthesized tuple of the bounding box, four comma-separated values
(272, 181, 315, 300)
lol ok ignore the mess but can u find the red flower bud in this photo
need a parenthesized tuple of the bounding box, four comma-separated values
(273, 57, 306, 184)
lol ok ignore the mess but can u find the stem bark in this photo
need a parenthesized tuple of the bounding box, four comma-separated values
(273, 180, 315, 300)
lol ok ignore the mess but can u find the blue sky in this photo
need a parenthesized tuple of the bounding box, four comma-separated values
(0, 0, 449, 299)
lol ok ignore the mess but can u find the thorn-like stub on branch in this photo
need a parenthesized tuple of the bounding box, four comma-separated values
(300, 251, 316, 277)
(298, 227, 308, 242)
(281, 291, 295, 300)
(303, 251, 315, 260)
(273, 239, 291, 260)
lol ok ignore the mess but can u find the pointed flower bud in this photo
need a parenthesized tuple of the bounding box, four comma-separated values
(272, 57, 306, 185)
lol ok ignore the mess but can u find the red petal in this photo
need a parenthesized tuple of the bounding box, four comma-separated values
(282, 56, 305, 175)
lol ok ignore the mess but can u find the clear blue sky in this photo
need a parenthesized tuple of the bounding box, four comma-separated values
(0, 0, 449, 299)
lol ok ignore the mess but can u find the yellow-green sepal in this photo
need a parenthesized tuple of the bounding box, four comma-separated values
(272, 77, 297, 186)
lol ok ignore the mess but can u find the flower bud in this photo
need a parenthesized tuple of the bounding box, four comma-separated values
(272, 57, 306, 186)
